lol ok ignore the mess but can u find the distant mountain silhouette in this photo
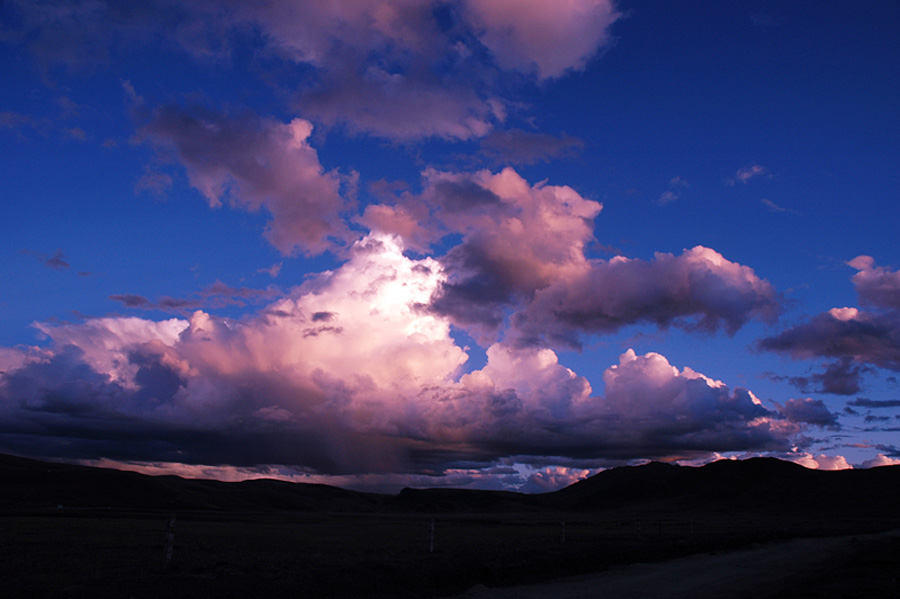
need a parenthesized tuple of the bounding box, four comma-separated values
(550, 457, 900, 516)
(2, 453, 898, 516)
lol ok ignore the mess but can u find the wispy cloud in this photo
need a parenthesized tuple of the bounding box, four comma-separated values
(658, 176, 688, 204)
(727, 164, 769, 186)
(21, 249, 70, 270)
(761, 198, 800, 215)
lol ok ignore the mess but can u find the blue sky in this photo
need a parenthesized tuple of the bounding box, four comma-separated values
(1, 1, 898, 492)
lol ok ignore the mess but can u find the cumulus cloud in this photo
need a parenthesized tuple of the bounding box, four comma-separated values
(463, 0, 620, 79)
(0, 232, 799, 480)
(761, 258, 900, 393)
(849, 255, 900, 312)
(519, 466, 592, 493)
(778, 398, 839, 427)
(515, 246, 781, 348)
(859, 454, 900, 468)
(362, 167, 780, 347)
(138, 106, 353, 255)
(760, 308, 900, 371)
(788, 452, 852, 470)
(426, 167, 602, 337)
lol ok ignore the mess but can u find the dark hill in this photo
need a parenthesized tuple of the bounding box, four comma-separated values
(2, 453, 898, 516)
(550, 457, 900, 516)
(0, 453, 383, 512)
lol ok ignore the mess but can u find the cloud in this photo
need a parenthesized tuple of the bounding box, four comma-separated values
(848, 255, 900, 312)
(6, 0, 621, 141)
(727, 164, 769, 185)
(257, 263, 282, 278)
(760, 258, 900, 389)
(479, 129, 585, 165)
(111, 282, 280, 313)
(0, 234, 800, 479)
(761, 198, 800, 215)
(425, 167, 602, 337)
(519, 466, 592, 493)
(109, 294, 150, 308)
(658, 176, 688, 205)
(514, 245, 781, 348)
(778, 398, 839, 427)
(785, 358, 867, 396)
(788, 453, 851, 470)
(138, 105, 354, 255)
(859, 454, 900, 468)
(848, 398, 900, 409)
(365, 167, 779, 347)
(760, 308, 900, 371)
(22, 248, 70, 270)
(462, 0, 621, 79)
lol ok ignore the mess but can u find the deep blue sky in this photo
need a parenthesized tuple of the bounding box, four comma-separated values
(1, 1, 898, 491)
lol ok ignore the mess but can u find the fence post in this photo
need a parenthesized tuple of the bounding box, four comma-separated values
(164, 514, 176, 569)
(429, 519, 435, 554)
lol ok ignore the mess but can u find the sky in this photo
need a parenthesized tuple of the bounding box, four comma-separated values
(1, 0, 899, 493)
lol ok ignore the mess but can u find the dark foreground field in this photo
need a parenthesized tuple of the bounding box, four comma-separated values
(2, 455, 898, 598)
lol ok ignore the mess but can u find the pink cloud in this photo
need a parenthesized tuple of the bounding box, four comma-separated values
(139, 106, 354, 255)
(463, 0, 621, 79)
(425, 167, 602, 337)
(727, 164, 769, 185)
(788, 453, 852, 470)
(849, 255, 900, 311)
(1, 241, 798, 480)
(759, 308, 900, 371)
(859, 454, 900, 468)
(515, 245, 781, 347)
(520, 466, 593, 493)
(7, 1, 621, 141)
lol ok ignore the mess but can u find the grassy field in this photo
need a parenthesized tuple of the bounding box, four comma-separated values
(3, 508, 897, 598)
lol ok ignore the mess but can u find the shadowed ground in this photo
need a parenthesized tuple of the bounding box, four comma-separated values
(2, 454, 898, 597)
(455, 529, 900, 598)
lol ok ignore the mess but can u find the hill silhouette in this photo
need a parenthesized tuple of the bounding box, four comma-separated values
(2, 453, 898, 516)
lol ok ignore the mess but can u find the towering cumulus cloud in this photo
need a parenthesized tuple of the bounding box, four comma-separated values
(0, 223, 794, 485)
